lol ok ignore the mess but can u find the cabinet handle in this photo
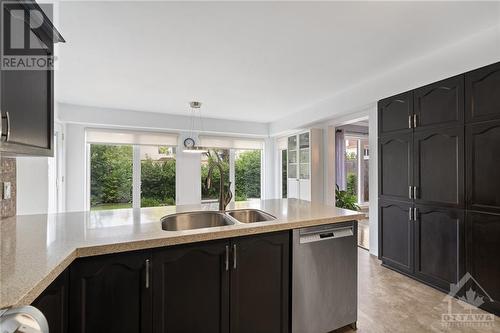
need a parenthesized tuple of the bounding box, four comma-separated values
(408, 186, 413, 199)
(1, 111, 10, 142)
(408, 208, 413, 221)
(413, 186, 418, 199)
(225, 245, 229, 271)
(413, 114, 418, 128)
(233, 244, 237, 270)
(145, 259, 150, 289)
(414, 208, 418, 220)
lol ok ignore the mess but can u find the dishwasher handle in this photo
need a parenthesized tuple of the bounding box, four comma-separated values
(299, 226, 354, 244)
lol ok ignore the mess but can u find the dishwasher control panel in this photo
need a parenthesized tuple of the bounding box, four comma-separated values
(299, 226, 354, 244)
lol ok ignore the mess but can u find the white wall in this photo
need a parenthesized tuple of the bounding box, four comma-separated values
(270, 25, 500, 136)
(16, 157, 49, 215)
(306, 106, 379, 255)
(176, 133, 202, 206)
(368, 106, 378, 256)
(262, 138, 275, 200)
(65, 123, 87, 212)
(59, 103, 269, 137)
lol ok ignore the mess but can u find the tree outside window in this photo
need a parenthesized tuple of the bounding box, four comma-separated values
(235, 149, 261, 201)
(90, 144, 176, 210)
(201, 149, 229, 201)
(140, 146, 176, 207)
(90, 144, 133, 210)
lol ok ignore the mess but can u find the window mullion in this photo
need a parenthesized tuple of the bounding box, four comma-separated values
(132, 145, 141, 209)
(229, 149, 235, 202)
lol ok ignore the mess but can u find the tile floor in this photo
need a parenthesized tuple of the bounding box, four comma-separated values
(357, 219, 369, 250)
(336, 249, 500, 332)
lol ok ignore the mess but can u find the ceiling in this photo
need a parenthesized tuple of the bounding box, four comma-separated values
(57, 1, 500, 123)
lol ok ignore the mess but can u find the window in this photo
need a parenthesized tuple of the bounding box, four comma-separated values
(198, 135, 264, 203)
(281, 149, 287, 198)
(90, 144, 133, 210)
(140, 146, 176, 207)
(344, 136, 369, 204)
(87, 129, 178, 210)
(235, 149, 261, 201)
(276, 136, 288, 199)
(345, 138, 358, 197)
(201, 149, 229, 201)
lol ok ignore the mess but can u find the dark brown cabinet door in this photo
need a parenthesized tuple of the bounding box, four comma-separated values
(230, 232, 289, 333)
(414, 206, 464, 292)
(414, 75, 464, 130)
(414, 127, 464, 208)
(152, 240, 229, 333)
(466, 120, 500, 213)
(69, 251, 152, 333)
(31, 270, 68, 333)
(379, 200, 414, 274)
(0, 34, 54, 156)
(379, 133, 413, 201)
(466, 211, 500, 316)
(466, 61, 500, 123)
(378, 91, 413, 135)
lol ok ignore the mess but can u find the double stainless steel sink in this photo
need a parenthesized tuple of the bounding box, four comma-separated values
(161, 209, 276, 231)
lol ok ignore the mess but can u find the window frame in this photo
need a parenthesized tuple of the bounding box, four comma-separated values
(344, 133, 369, 205)
(200, 147, 264, 203)
(86, 142, 177, 211)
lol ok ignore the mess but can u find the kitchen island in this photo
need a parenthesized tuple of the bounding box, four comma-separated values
(0, 199, 364, 332)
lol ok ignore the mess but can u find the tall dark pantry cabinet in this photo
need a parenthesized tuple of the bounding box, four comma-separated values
(378, 61, 500, 316)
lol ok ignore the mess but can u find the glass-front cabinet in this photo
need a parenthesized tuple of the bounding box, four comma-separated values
(299, 132, 310, 180)
(288, 135, 298, 179)
(287, 130, 318, 201)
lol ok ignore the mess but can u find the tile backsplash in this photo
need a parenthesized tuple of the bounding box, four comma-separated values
(0, 158, 16, 218)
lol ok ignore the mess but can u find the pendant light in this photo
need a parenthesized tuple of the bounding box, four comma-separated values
(183, 101, 208, 153)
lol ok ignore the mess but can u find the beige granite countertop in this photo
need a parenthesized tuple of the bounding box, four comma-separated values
(0, 199, 364, 309)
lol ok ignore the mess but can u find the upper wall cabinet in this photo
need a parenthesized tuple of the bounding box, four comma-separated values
(414, 127, 464, 208)
(378, 91, 413, 135)
(466, 62, 500, 123)
(378, 133, 412, 202)
(466, 119, 500, 213)
(0, 0, 65, 156)
(1, 62, 54, 155)
(414, 75, 464, 130)
(287, 129, 323, 202)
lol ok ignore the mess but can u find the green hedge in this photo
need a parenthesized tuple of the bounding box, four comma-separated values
(91, 145, 262, 208)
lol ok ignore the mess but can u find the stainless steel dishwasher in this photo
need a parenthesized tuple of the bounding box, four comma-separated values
(292, 221, 357, 333)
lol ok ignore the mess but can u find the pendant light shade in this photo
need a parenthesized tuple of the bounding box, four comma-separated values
(183, 101, 208, 153)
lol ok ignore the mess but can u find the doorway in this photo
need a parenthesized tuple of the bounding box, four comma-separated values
(335, 121, 370, 250)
